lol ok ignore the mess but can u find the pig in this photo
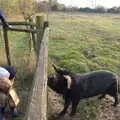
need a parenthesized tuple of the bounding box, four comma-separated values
(48, 65, 119, 116)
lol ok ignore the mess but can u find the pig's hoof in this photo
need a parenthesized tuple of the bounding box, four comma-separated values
(56, 111, 65, 117)
(112, 102, 119, 107)
(98, 94, 105, 100)
(70, 112, 75, 117)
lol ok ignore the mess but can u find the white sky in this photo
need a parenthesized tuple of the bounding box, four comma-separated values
(57, 0, 120, 8)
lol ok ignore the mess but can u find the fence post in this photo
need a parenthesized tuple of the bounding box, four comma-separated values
(26, 28, 49, 120)
(3, 26, 11, 66)
(29, 18, 36, 52)
(36, 15, 45, 56)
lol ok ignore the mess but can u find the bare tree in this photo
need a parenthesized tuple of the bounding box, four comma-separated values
(18, 0, 35, 21)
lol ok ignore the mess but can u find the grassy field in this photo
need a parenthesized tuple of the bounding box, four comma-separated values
(49, 12, 120, 74)
(0, 12, 120, 120)
(48, 12, 120, 119)
(0, 18, 36, 119)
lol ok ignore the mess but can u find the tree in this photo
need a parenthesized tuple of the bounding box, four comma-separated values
(51, 4, 58, 11)
(94, 6, 106, 13)
(108, 7, 120, 13)
(35, 1, 49, 12)
(0, 0, 20, 15)
(18, 0, 35, 20)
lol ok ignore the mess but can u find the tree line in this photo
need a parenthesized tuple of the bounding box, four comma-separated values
(1, 0, 120, 16)
(50, 1, 120, 14)
(0, 0, 49, 20)
(77, 6, 120, 14)
(52, 5, 120, 14)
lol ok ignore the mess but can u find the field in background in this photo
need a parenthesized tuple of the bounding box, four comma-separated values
(48, 12, 120, 119)
(0, 17, 36, 120)
(49, 12, 120, 74)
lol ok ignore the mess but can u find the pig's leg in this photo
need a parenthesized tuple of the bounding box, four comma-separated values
(107, 82, 119, 106)
(70, 100, 79, 116)
(113, 93, 119, 106)
(98, 94, 106, 100)
(58, 98, 71, 116)
(108, 92, 119, 106)
(113, 82, 119, 106)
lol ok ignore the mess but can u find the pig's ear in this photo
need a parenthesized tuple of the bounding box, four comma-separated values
(52, 64, 64, 75)
(63, 75, 72, 89)
(52, 64, 59, 72)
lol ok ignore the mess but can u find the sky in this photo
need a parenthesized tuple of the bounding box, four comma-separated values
(57, 0, 120, 8)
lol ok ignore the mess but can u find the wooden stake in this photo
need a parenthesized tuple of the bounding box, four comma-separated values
(3, 26, 11, 66)
(29, 18, 36, 52)
(26, 28, 49, 120)
(36, 15, 45, 56)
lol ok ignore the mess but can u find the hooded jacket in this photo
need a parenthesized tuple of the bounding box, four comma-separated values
(0, 8, 9, 27)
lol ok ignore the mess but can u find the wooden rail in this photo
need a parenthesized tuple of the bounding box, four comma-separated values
(0, 21, 37, 65)
(3, 26, 11, 65)
(9, 27, 37, 33)
(26, 27, 48, 120)
(0, 21, 37, 33)
(0, 21, 36, 26)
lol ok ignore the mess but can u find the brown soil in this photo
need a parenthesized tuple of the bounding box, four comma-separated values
(97, 95, 120, 120)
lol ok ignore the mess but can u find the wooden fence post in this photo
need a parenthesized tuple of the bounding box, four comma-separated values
(36, 15, 45, 56)
(29, 18, 36, 53)
(3, 26, 11, 66)
(26, 28, 49, 120)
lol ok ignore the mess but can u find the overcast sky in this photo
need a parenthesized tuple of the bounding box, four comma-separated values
(57, 0, 120, 8)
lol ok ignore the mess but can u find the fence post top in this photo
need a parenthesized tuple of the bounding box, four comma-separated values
(35, 13, 48, 21)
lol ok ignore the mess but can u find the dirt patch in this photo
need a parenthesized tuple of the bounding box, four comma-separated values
(97, 95, 120, 120)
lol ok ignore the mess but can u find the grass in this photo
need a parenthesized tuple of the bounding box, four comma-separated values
(48, 12, 120, 119)
(49, 12, 120, 73)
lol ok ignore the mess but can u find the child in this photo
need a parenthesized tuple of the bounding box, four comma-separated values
(0, 66, 19, 117)
(1, 66, 16, 85)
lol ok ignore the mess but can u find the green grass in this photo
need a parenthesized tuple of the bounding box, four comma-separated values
(49, 12, 120, 74)
(48, 12, 120, 119)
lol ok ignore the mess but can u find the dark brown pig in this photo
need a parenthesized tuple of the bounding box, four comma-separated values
(48, 65, 119, 116)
